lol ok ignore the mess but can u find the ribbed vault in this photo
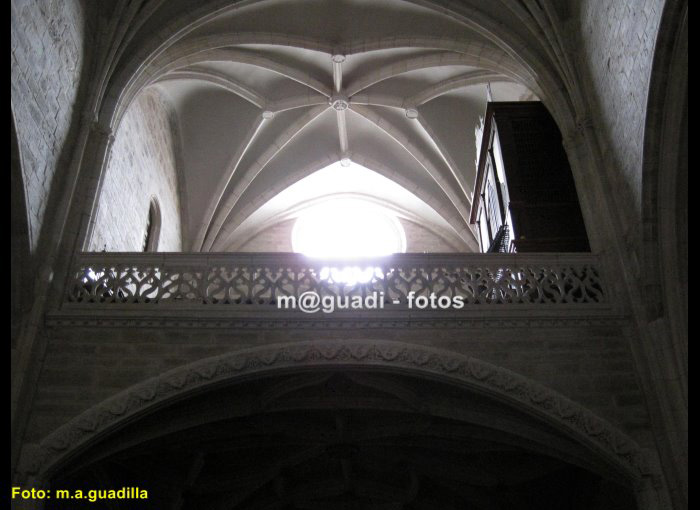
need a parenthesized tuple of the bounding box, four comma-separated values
(99, 0, 547, 253)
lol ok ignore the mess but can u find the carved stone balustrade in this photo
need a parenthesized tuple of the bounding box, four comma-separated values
(49, 252, 617, 328)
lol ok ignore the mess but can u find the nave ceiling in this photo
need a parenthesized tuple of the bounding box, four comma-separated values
(105, 0, 539, 251)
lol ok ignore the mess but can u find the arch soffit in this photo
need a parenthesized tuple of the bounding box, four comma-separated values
(641, 1, 688, 299)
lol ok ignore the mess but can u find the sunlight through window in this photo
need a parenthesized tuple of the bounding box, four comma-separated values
(318, 266, 383, 285)
(292, 199, 405, 258)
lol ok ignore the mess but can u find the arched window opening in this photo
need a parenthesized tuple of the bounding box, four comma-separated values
(292, 198, 406, 259)
(291, 198, 406, 284)
(142, 199, 161, 252)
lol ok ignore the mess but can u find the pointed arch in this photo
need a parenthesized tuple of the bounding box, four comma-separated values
(24, 340, 651, 488)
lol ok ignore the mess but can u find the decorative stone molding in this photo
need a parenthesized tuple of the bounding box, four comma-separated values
(45, 314, 627, 329)
(64, 252, 608, 309)
(330, 94, 349, 111)
(22, 340, 649, 482)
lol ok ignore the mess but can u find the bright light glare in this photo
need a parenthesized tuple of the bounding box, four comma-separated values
(292, 199, 405, 258)
(319, 266, 383, 285)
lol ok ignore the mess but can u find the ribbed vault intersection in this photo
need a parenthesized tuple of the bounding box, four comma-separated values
(126, 0, 537, 252)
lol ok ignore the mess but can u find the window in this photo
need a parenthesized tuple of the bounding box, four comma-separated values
(142, 198, 161, 252)
(291, 199, 405, 258)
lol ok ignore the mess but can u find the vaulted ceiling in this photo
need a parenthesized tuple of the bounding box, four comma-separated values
(110, 0, 541, 251)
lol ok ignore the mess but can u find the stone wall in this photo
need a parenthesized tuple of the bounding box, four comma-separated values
(238, 219, 295, 252)
(10, 0, 86, 251)
(575, 0, 664, 245)
(26, 322, 652, 449)
(89, 91, 182, 252)
(401, 219, 460, 252)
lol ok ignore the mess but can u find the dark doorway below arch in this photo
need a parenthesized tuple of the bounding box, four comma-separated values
(48, 370, 637, 510)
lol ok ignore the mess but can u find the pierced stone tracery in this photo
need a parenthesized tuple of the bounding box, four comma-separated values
(66, 253, 606, 308)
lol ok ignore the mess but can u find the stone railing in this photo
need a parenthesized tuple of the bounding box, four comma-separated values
(59, 253, 610, 319)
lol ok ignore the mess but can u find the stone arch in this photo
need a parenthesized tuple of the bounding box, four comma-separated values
(70, 0, 611, 257)
(85, 87, 185, 252)
(11, 109, 32, 347)
(641, 0, 687, 345)
(143, 196, 162, 252)
(102, 3, 567, 130)
(211, 155, 475, 252)
(639, 1, 688, 507)
(23, 340, 651, 489)
(229, 191, 464, 253)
